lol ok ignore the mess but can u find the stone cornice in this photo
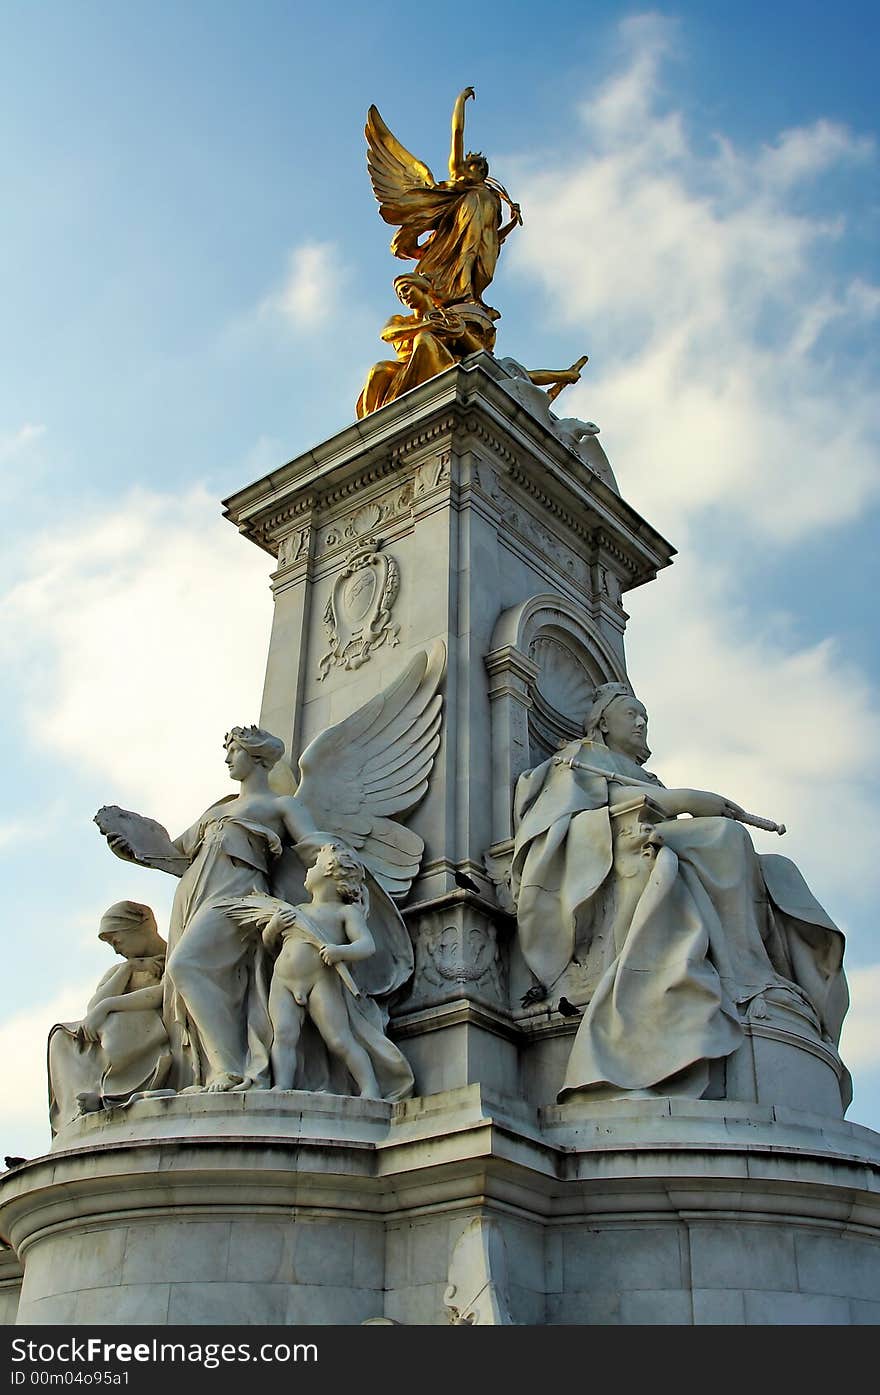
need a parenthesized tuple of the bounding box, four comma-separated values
(222, 359, 676, 589)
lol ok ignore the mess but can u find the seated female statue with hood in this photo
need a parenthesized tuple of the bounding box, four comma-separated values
(48, 901, 171, 1132)
(511, 684, 849, 1107)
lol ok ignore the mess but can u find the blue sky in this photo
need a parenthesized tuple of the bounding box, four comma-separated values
(1, 2, 878, 1156)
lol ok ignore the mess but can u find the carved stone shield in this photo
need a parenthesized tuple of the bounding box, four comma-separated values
(318, 537, 400, 679)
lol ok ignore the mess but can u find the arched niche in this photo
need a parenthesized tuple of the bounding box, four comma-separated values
(484, 593, 629, 844)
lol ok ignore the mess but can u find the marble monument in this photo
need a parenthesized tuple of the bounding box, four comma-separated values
(2, 88, 879, 1328)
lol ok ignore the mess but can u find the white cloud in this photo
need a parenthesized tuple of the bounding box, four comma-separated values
(0, 982, 94, 1160)
(841, 965, 880, 1070)
(0, 486, 274, 831)
(626, 554, 880, 912)
(260, 241, 343, 329)
(755, 119, 874, 190)
(582, 14, 681, 153)
(0, 423, 46, 468)
(508, 15, 880, 543)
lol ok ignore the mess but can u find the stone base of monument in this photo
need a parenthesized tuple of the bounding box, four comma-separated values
(3, 1085, 880, 1325)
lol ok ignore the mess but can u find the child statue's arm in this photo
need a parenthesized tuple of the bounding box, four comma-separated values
(318, 906, 375, 967)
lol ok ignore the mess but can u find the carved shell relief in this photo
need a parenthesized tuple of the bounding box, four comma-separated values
(317, 537, 401, 679)
(530, 634, 594, 716)
(527, 628, 606, 763)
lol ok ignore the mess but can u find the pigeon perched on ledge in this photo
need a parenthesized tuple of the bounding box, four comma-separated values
(557, 997, 583, 1019)
(520, 983, 548, 1008)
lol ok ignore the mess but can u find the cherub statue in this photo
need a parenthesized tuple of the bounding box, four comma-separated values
(365, 87, 521, 315)
(220, 843, 415, 1101)
(47, 901, 171, 1132)
(96, 643, 446, 1094)
(357, 272, 496, 418)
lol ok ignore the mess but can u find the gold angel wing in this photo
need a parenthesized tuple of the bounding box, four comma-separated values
(294, 641, 447, 899)
(365, 106, 461, 263)
(365, 105, 437, 224)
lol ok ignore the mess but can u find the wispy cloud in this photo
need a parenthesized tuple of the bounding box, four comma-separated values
(509, 15, 880, 542)
(626, 554, 880, 913)
(259, 241, 346, 330)
(0, 423, 46, 468)
(0, 486, 273, 830)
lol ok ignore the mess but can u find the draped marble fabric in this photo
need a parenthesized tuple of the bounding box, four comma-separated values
(164, 811, 280, 1089)
(511, 738, 848, 1102)
(48, 955, 170, 1132)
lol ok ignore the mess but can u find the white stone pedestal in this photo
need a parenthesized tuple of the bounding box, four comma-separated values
(2, 1089, 879, 1325)
(2, 357, 870, 1326)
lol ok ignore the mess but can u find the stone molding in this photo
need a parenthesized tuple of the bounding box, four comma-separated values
(3, 1090, 880, 1325)
(222, 363, 675, 597)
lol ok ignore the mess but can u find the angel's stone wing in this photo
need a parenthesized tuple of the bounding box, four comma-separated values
(295, 642, 447, 898)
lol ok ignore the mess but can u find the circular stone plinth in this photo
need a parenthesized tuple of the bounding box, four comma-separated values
(2, 1088, 880, 1325)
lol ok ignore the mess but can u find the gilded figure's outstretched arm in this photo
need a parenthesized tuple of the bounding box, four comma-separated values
(527, 367, 584, 388)
(449, 87, 475, 180)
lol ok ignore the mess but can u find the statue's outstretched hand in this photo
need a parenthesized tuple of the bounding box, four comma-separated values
(657, 788, 734, 819)
(106, 832, 135, 861)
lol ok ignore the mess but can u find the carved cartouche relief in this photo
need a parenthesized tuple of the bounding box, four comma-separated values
(406, 911, 507, 1007)
(317, 537, 401, 679)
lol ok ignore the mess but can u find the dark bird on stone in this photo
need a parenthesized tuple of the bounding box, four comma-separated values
(520, 983, 548, 1008)
(557, 997, 583, 1019)
(453, 869, 481, 894)
(4, 1156, 27, 1169)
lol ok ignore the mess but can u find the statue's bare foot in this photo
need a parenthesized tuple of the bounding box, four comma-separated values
(204, 1072, 244, 1093)
(76, 1090, 102, 1114)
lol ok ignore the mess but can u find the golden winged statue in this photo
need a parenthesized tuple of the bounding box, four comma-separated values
(365, 87, 522, 314)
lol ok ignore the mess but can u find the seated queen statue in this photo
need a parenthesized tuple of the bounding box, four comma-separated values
(510, 684, 849, 1106)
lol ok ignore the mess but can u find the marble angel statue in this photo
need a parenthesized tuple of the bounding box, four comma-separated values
(365, 87, 521, 313)
(96, 642, 446, 1095)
